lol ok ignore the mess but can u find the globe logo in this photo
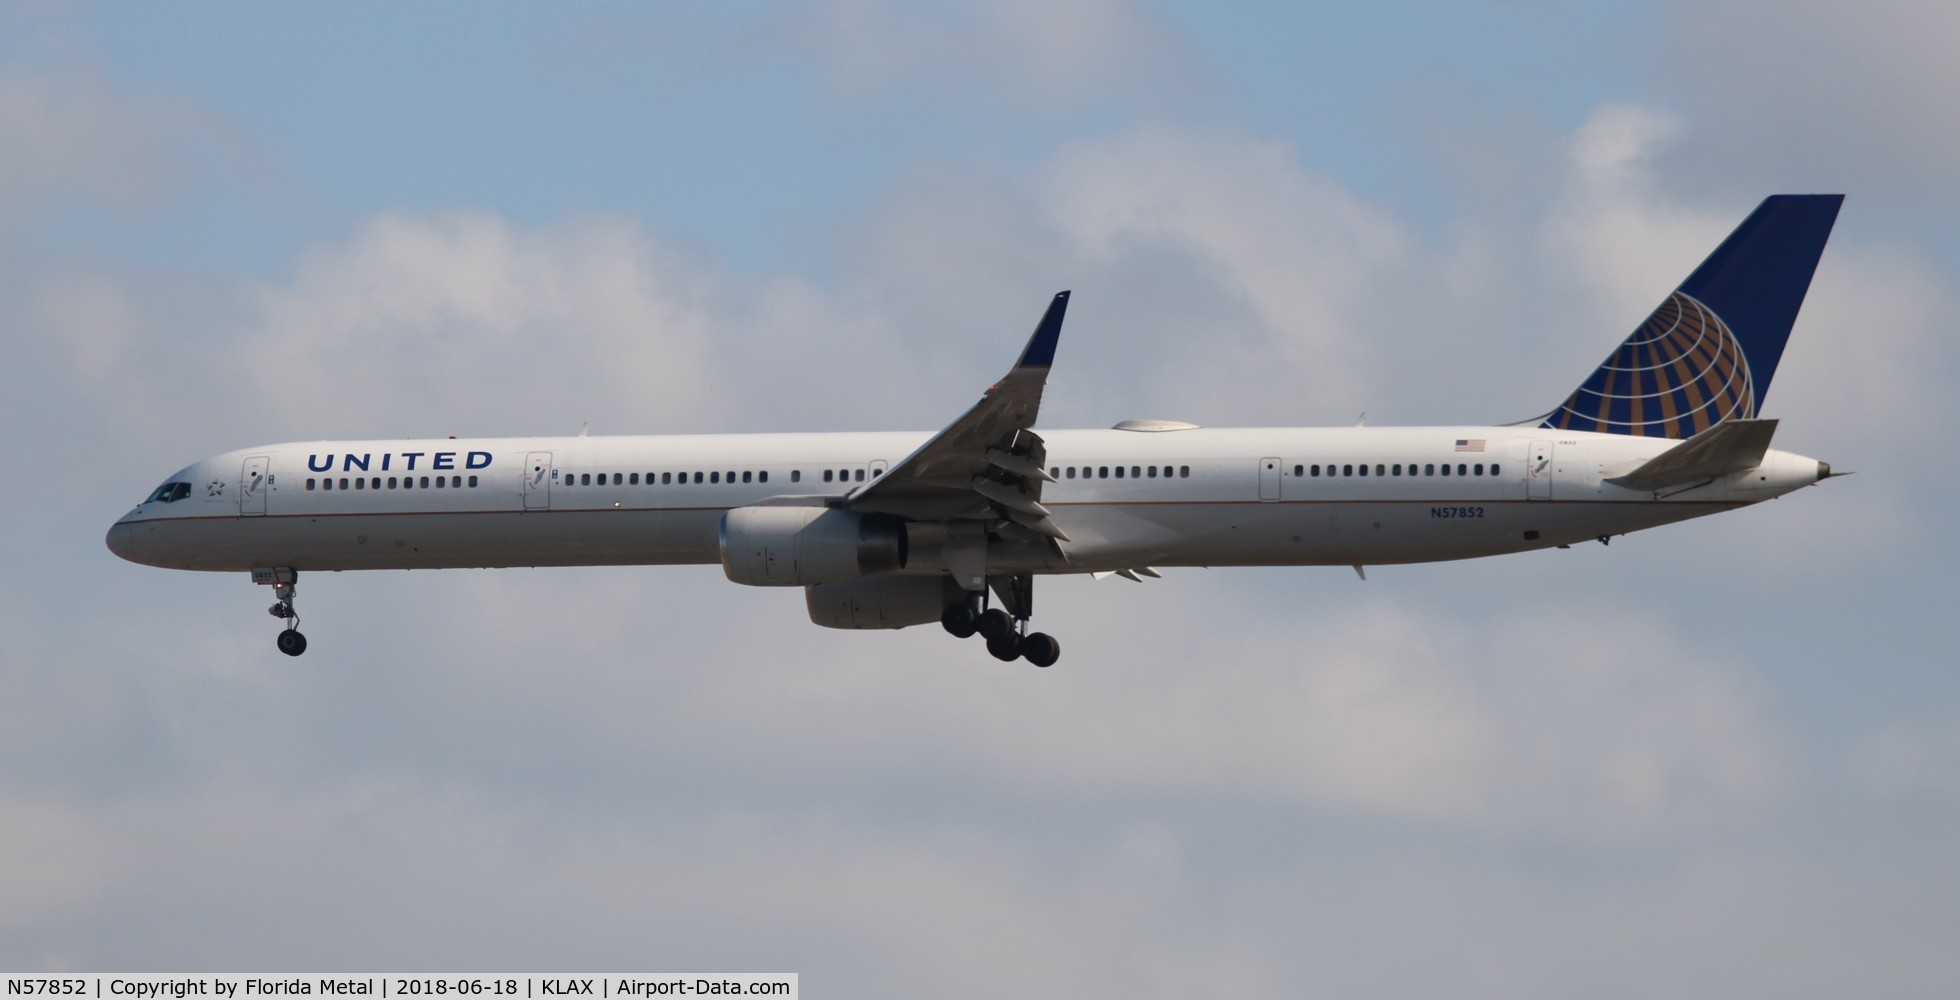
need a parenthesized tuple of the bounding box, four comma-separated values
(1543, 291, 1755, 438)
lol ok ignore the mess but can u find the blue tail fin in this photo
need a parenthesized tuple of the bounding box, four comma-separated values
(1541, 194, 1843, 438)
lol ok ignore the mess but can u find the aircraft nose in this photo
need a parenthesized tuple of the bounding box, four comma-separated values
(106, 519, 143, 563)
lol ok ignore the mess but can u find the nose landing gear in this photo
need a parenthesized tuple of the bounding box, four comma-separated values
(254, 567, 307, 657)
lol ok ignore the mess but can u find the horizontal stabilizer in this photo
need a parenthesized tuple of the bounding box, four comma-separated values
(1606, 418, 1779, 490)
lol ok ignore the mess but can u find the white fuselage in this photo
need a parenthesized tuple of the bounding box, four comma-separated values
(105, 424, 1825, 575)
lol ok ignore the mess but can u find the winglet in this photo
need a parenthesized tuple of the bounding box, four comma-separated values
(1015, 291, 1069, 369)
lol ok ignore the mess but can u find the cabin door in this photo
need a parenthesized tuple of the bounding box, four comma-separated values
(240, 456, 270, 515)
(523, 451, 554, 510)
(1527, 441, 1554, 500)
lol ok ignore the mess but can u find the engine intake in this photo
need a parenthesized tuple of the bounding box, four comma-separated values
(719, 506, 906, 586)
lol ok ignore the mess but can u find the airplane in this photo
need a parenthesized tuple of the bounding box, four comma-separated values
(107, 194, 1845, 668)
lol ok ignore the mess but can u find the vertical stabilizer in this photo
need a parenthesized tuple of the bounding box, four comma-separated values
(1542, 194, 1842, 438)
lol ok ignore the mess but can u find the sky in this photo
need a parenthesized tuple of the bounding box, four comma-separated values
(4, 1, 1958, 995)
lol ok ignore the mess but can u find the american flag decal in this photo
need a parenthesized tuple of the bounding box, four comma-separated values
(1454, 439, 1485, 452)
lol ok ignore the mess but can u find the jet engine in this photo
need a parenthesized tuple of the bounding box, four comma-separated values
(719, 506, 906, 586)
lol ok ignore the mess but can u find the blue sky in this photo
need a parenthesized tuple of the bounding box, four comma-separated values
(5, 2, 1958, 996)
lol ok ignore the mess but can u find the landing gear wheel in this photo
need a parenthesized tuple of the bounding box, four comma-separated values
(975, 608, 1013, 641)
(985, 631, 1022, 662)
(941, 604, 978, 638)
(276, 628, 308, 657)
(1021, 632, 1060, 668)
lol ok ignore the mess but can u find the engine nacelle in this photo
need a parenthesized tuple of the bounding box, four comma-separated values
(806, 575, 967, 630)
(719, 506, 906, 586)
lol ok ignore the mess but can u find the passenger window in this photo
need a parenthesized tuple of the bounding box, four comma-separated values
(759, 471, 768, 483)
(743, 471, 752, 483)
(1131, 466, 1141, 478)
(1180, 466, 1190, 478)
(1293, 464, 1303, 477)
(1359, 465, 1369, 477)
(1163, 467, 1173, 478)
(1425, 464, 1435, 476)
(1115, 466, 1125, 479)
(629, 473, 639, 485)
(323, 479, 333, 491)
(1343, 465, 1352, 476)
(1099, 466, 1109, 479)
(823, 470, 833, 483)
(1310, 465, 1320, 477)
(420, 476, 429, 488)
(1066, 467, 1076, 479)
(1393, 464, 1402, 476)
(340, 478, 351, 490)
(855, 469, 865, 482)
(1491, 464, 1500, 476)
(1441, 464, 1451, 476)
(1475, 463, 1484, 476)
(306, 479, 316, 491)
(711, 472, 720, 484)
(1457, 464, 1467, 476)
(1149, 466, 1158, 478)
(373, 478, 381, 489)
(1375, 464, 1384, 477)
(354, 478, 364, 490)
(468, 475, 478, 488)
(694, 472, 703, 484)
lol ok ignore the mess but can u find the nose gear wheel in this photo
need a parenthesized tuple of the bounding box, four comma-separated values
(260, 572, 308, 657)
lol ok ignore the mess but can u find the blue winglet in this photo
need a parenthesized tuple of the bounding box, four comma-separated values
(1542, 195, 1842, 438)
(1016, 291, 1070, 369)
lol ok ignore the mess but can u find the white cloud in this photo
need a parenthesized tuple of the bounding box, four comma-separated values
(32, 274, 138, 382)
(234, 212, 729, 438)
(1659, 0, 1960, 197)
(0, 67, 228, 235)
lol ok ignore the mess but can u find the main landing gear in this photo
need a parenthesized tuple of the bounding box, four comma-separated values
(939, 577, 1060, 668)
(255, 567, 307, 657)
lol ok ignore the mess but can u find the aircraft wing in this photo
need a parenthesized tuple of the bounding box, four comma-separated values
(844, 291, 1071, 543)
(1605, 418, 1779, 490)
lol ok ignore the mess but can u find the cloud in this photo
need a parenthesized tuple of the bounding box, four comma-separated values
(233, 212, 730, 438)
(0, 66, 231, 236)
(1658, 0, 1960, 203)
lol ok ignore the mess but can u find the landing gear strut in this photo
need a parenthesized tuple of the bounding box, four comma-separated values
(940, 576, 1060, 667)
(256, 567, 307, 657)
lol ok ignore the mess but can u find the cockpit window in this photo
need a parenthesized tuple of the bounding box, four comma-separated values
(146, 482, 192, 504)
